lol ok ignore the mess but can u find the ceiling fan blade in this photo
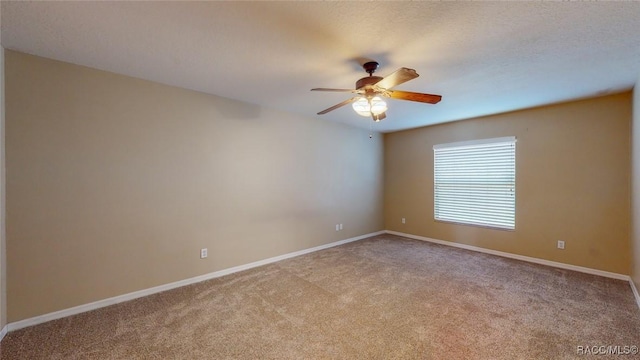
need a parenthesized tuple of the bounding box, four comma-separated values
(372, 112, 386, 122)
(374, 67, 419, 90)
(311, 88, 359, 93)
(387, 90, 442, 104)
(317, 97, 358, 115)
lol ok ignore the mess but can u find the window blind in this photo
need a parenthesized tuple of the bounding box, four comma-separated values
(433, 136, 516, 230)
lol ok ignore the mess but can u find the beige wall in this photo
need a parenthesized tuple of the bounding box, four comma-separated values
(5, 51, 384, 322)
(632, 78, 640, 292)
(385, 93, 631, 275)
(1, 46, 6, 330)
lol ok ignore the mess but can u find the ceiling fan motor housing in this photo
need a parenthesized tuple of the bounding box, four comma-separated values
(356, 76, 383, 91)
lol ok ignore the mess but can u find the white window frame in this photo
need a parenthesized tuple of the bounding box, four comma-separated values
(433, 136, 516, 230)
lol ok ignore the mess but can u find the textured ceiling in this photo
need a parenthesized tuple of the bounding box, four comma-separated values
(2, 1, 640, 133)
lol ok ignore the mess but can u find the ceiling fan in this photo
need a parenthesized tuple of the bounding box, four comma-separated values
(311, 61, 442, 122)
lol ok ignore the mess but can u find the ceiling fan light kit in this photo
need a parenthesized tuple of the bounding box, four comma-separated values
(352, 96, 387, 117)
(311, 61, 442, 122)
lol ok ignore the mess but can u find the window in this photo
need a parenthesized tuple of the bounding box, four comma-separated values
(433, 136, 516, 230)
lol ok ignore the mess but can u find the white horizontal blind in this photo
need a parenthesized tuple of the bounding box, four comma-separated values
(434, 137, 516, 230)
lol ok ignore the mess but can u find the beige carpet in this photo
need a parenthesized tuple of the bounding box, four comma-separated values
(1, 234, 639, 359)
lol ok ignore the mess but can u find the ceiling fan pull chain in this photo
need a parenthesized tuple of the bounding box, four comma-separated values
(369, 119, 373, 139)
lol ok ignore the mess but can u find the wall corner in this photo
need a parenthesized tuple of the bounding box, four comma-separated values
(631, 75, 640, 299)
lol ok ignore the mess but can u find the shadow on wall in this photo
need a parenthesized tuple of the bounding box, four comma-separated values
(210, 95, 262, 120)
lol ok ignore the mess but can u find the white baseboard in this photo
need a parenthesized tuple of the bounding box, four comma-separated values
(6, 230, 385, 333)
(0, 324, 7, 342)
(630, 279, 640, 312)
(385, 230, 630, 281)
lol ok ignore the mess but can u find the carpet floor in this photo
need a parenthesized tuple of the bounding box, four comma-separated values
(1, 234, 639, 359)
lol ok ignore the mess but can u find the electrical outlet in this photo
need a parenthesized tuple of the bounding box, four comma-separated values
(557, 241, 565, 250)
(402, 218, 406, 224)
(339, 223, 343, 230)
(335, 224, 339, 231)
(200, 248, 208, 258)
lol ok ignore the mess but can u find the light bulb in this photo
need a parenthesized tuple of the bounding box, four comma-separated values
(370, 96, 387, 115)
(352, 97, 372, 117)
